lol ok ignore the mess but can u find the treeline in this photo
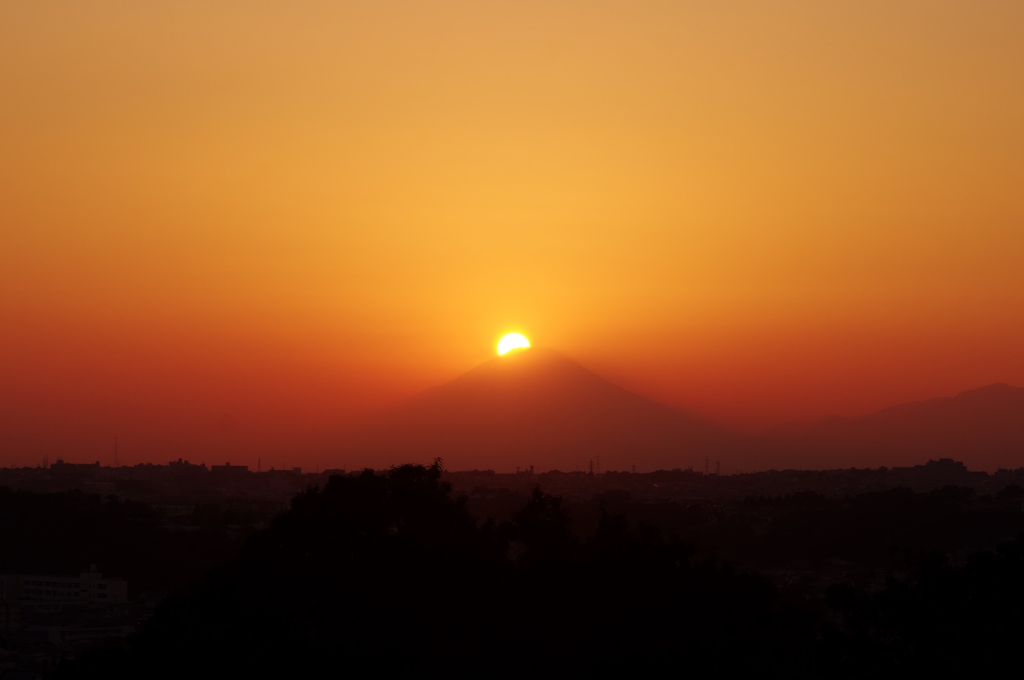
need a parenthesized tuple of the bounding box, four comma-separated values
(58, 464, 809, 677)
(54, 464, 1024, 678)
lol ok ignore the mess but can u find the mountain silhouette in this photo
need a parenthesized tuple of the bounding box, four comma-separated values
(342, 348, 731, 472)
(768, 383, 1024, 470)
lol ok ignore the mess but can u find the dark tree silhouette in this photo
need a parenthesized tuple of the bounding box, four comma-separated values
(56, 463, 817, 678)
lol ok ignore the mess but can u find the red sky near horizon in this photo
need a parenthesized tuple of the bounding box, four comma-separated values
(2, 1, 1023, 469)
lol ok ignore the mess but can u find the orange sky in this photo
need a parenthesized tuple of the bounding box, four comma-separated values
(2, 1, 1023, 468)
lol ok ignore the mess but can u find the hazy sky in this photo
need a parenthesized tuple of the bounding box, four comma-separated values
(2, 1, 1023, 467)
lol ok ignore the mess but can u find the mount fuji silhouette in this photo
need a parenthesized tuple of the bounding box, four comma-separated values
(337, 349, 1024, 473)
(342, 348, 731, 472)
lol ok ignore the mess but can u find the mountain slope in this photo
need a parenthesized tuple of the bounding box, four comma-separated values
(341, 348, 732, 472)
(768, 383, 1024, 470)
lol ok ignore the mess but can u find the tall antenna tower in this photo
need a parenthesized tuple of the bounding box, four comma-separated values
(715, 459, 721, 476)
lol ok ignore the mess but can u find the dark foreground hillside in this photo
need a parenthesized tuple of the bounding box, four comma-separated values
(42, 465, 1024, 678)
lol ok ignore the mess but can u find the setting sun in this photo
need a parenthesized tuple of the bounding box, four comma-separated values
(497, 333, 531, 356)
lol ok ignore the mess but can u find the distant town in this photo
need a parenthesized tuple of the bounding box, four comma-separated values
(2, 456, 1022, 511)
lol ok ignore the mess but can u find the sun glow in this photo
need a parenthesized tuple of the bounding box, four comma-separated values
(497, 333, 531, 356)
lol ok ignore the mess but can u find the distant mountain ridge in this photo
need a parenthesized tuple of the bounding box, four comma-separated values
(766, 383, 1024, 471)
(339, 351, 1024, 473)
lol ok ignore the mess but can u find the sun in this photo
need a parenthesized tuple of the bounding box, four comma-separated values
(497, 333, 531, 356)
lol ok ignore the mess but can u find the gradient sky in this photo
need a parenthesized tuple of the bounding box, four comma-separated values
(2, 1, 1023, 468)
